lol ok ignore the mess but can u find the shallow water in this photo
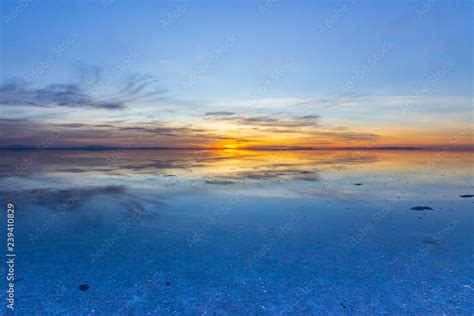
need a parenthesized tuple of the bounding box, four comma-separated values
(0, 149, 473, 314)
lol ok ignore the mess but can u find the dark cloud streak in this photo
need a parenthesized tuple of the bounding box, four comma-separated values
(0, 81, 125, 110)
(205, 113, 321, 128)
(0, 67, 166, 110)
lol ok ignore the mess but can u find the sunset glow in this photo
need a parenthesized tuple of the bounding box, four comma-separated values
(1, 1, 473, 314)
(0, 2, 472, 150)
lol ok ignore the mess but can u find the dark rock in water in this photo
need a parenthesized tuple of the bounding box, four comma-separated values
(353, 183, 363, 186)
(460, 194, 474, 198)
(165, 281, 171, 286)
(79, 284, 90, 291)
(411, 206, 433, 211)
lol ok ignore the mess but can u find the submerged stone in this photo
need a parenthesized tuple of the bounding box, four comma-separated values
(410, 206, 433, 211)
(79, 284, 90, 291)
(460, 194, 474, 198)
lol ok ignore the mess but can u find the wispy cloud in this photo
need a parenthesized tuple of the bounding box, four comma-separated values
(0, 81, 125, 110)
(205, 113, 321, 128)
(204, 111, 236, 116)
(0, 64, 166, 110)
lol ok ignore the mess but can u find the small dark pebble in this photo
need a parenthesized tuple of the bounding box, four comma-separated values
(353, 183, 363, 186)
(340, 303, 347, 309)
(165, 281, 171, 286)
(411, 206, 433, 211)
(460, 194, 474, 198)
(79, 284, 90, 291)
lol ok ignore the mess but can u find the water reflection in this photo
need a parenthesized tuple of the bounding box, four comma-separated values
(0, 149, 377, 179)
(0, 149, 472, 314)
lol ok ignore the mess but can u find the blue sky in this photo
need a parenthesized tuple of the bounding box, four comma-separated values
(0, 0, 472, 148)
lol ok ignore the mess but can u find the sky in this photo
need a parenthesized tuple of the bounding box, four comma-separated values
(0, 0, 472, 149)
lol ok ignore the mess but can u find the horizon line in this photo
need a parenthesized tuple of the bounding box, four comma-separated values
(0, 144, 464, 151)
(1, 144, 473, 151)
